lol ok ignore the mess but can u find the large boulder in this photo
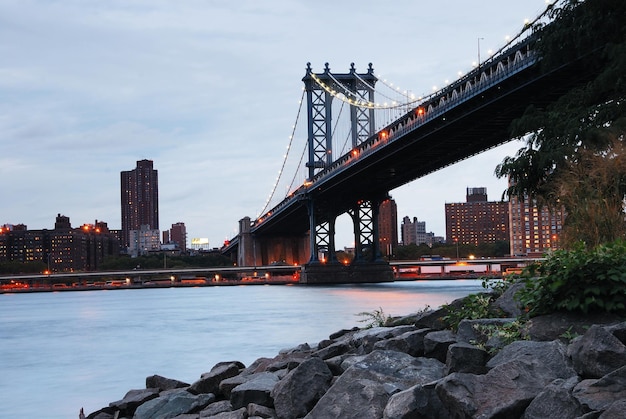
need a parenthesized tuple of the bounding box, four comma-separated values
(198, 400, 234, 417)
(373, 328, 431, 357)
(456, 318, 517, 346)
(568, 324, 626, 378)
(229, 372, 280, 409)
(521, 377, 584, 419)
(527, 312, 624, 342)
(304, 350, 445, 419)
(271, 357, 333, 419)
(487, 340, 576, 377)
(423, 330, 457, 362)
(382, 381, 446, 419)
(492, 280, 525, 317)
(108, 388, 160, 417)
(188, 362, 243, 395)
(438, 340, 577, 418)
(146, 375, 190, 392)
(445, 342, 489, 375)
(133, 389, 215, 419)
(572, 365, 626, 412)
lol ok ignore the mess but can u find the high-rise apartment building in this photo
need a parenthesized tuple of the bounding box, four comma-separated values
(378, 198, 398, 256)
(445, 187, 509, 246)
(121, 159, 159, 250)
(169, 222, 187, 252)
(509, 194, 564, 256)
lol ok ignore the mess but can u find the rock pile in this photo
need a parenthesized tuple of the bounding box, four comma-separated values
(85, 294, 626, 419)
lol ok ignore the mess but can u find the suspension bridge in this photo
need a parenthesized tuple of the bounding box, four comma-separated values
(222, 2, 602, 284)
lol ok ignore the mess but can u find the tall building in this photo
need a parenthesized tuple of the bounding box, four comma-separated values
(509, 194, 564, 256)
(378, 198, 398, 256)
(401, 216, 442, 246)
(445, 187, 509, 246)
(121, 159, 159, 250)
(169, 222, 187, 252)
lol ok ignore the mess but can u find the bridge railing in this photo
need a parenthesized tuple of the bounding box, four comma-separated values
(308, 35, 538, 184)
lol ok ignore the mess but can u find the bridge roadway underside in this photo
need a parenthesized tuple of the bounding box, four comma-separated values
(254, 55, 599, 237)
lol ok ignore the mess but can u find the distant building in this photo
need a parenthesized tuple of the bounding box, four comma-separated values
(128, 225, 161, 257)
(445, 187, 509, 246)
(509, 194, 564, 256)
(401, 216, 440, 247)
(0, 215, 119, 272)
(121, 159, 159, 251)
(169, 222, 187, 252)
(378, 198, 398, 256)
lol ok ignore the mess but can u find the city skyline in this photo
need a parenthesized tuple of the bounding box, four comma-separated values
(1, 1, 546, 248)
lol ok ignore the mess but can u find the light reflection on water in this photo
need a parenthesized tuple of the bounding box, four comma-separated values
(0, 280, 482, 418)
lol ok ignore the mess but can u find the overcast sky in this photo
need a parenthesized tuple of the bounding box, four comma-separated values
(1, 0, 551, 248)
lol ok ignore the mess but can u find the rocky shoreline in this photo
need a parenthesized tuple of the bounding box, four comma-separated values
(84, 288, 626, 419)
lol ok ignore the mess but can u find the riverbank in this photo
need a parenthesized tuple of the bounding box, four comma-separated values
(84, 289, 626, 419)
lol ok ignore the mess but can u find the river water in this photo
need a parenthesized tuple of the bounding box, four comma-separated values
(0, 280, 483, 418)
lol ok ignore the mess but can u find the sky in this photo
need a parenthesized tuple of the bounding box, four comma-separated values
(1, 0, 552, 249)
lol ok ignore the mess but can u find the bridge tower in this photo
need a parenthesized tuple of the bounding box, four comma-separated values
(300, 63, 392, 283)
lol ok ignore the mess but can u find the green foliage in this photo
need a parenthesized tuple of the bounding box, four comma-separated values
(356, 307, 391, 329)
(481, 277, 511, 297)
(496, 0, 626, 247)
(472, 320, 529, 354)
(516, 240, 626, 317)
(442, 293, 505, 331)
(393, 241, 510, 260)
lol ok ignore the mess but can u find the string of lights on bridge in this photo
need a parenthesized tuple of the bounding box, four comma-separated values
(257, 0, 560, 221)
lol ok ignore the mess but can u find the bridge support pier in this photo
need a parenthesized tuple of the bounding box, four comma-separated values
(300, 261, 393, 284)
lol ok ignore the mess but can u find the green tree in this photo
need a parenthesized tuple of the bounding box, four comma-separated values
(496, 0, 626, 248)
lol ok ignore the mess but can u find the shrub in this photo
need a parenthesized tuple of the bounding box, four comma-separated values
(516, 240, 626, 317)
(356, 307, 391, 328)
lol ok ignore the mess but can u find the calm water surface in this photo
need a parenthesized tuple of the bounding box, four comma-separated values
(0, 280, 482, 418)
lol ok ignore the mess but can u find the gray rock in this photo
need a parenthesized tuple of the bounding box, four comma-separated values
(456, 318, 517, 346)
(492, 280, 525, 317)
(146, 375, 190, 392)
(445, 341, 489, 375)
(423, 329, 457, 362)
(413, 308, 448, 330)
(198, 400, 234, 417)
(373, 328, 430, 357)
(573, 366, 626, 412)
(605, 321, 626, 344)
(305, 350, 445, 419)
(527, 312, 624, 342)
(247, 403, 277, 418)
(271, 357, 332, 419)
(521, 377, 584, 419)
(599, 399, 626, 418)
(219, 375, 250, 399)
(568, 325, 626, 378)
(488, 340, 577, 379)
(311, 339, 354, 360)
(201, 407, 247, 419)
(189, 362, 242, 395)
(109, 388, 160, 417)
(383, 381, 446, 419)
(133, 390, 215, 419)
(437, 353, 576, 418)
(230, 372, 280, 409)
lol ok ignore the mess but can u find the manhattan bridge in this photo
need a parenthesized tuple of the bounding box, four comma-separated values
(222, 2, 603, 283)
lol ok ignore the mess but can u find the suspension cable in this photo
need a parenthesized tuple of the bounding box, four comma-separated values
(258, 89, 306, 217)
